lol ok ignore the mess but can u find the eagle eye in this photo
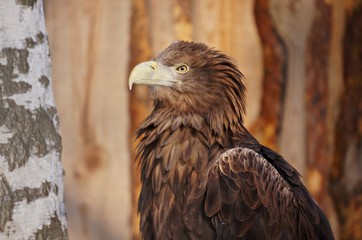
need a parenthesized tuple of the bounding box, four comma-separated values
(175, 64, 189, 74)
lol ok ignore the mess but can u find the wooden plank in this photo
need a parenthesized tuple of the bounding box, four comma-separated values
(173, 0, 192, 41)
(128, 1, 153, 239)
(45, 1, 131, 239)
(270, 0, 316, 175)
(192, 0, 221, 47)
(251, 0, 287, 149)
(304, 0, 339, 237)
(193, 0, 263, 127)
(148, 0, 175, 53)
(331, 2, 362, 239)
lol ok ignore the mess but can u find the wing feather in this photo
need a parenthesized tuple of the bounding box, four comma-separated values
(205, 147, 334, 239)
(205, 169, 222, 217)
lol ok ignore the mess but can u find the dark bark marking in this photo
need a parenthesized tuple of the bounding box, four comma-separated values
(0, 176, 60, 233)
(1, 33, 48, 98)
(0, 81, 31, 98)
(34, 212, 68, 240)
(0, 100, 61, 171)
(0, 48, 31, 97)
(25, 32, 45, 49)
(0, 176, 14, 232)
(16, 0, 37, 8)
(0, 47, 29, 75)
(39, 75, 50, 88)
(13, 181, 59, 203)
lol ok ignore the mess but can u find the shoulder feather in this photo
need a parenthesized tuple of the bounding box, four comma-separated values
(205, 147, 334, 239)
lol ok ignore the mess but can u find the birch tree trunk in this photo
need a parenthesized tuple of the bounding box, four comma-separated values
(0, 0, 68, 239)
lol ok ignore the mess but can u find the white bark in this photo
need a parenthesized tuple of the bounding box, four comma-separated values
(0, 0, 68, 239)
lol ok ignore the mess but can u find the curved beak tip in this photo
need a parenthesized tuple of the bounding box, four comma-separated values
(128, 61, 157, 91)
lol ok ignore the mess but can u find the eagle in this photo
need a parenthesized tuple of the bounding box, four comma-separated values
(128, 41, 334, 240)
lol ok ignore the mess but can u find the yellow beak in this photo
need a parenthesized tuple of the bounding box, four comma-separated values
(128, 61, 181, 90)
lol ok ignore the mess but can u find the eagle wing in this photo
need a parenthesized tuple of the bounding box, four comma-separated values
(205, 147, 334, 240)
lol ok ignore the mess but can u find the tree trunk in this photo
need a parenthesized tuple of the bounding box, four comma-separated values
(330, 2, 362, 239)
(0, 0, 68, 239)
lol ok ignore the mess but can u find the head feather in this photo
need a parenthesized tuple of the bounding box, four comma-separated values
(151, 41, 246, 126)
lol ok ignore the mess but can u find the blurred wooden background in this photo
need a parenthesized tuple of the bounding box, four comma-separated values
(44, 0, 361, 239)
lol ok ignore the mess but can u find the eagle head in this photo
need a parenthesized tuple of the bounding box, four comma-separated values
(129, 40, 246, 118)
